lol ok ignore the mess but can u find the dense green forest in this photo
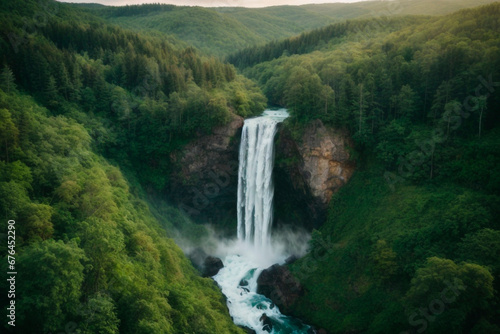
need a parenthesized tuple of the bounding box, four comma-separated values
(229, 3, 500, 333)
(236, 2, 500, 185)
(1, 0, 500, 333)
(0, 89, 242, 334)
(88, 0, 498, 57)
(0, 0, 265, 190)
(0, 0, 266, 332)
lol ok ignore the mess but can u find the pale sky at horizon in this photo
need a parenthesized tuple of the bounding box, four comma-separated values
(57, 0, 365, 9)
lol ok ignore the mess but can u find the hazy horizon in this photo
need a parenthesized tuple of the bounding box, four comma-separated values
(57, 0, 365, 8)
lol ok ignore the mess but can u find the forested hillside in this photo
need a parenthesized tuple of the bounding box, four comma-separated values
(231, 3, 500, 333)
(89, 0, 498, 57)
(0, 90, 242, 334)
(96, 4, 332, 57)
(300, 0, 499, 19)
(0, 0, 265, 190)
(0, 0, 265, 332)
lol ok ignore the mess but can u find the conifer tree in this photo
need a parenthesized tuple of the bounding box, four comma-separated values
(0, 65, 16, 93)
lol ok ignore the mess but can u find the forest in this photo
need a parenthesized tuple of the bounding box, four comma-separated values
(91, 0, 499, 57)
(232, 3, 500, 333)
(1, 0, 500, 333)
(0, 0, 264, 332)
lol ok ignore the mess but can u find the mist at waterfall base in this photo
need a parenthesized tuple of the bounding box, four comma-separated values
(177, 206, 312, 332)
(211, 109, 312, 333)
(213, 239, 311, 334)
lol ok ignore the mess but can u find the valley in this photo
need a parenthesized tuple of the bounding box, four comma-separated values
(0, 0, 499, 333)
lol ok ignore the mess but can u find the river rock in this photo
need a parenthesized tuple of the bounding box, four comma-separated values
(203, 256, 224, 277)
(257, 264, 304, 312)
(188, 248, 224, 277)
(285, 254, 299, 265)
(169, 113, 354, 232)
(260, 313, 273, 333)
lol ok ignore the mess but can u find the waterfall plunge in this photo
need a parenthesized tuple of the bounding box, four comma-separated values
(237, 109, 289, 248)
(214, 109, 311, 333)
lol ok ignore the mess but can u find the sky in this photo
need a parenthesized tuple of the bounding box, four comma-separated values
(58, 0, 364, 8)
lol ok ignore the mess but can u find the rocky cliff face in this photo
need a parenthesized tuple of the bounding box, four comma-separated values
(169, 115, 354, 231)
(274, 120, 354, 228)
(168, 114, 243, 229)
(298, 120, 354, 207)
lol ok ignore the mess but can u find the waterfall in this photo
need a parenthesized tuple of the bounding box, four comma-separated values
(213, 109, 311, 334)
(237, 109, 289, 247)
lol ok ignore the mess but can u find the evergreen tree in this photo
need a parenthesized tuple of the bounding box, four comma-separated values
(44, 75, 59, 108)
(0, 108, 19, 162)
(0, 65, 16, 93)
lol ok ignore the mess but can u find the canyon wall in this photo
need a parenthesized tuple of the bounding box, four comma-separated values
(168, 115, 354, 230)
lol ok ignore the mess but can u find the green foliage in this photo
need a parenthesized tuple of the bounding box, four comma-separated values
(0, 65, 17, 93)
(19, 203, 54, 242)
(458, 228, 500, 273)
(240, 2, 500, 180)
(404, 257, 494, 333)
(1, 1, 499, 334)
(372, 240, 397, 282)
(76, 293, 120, 334)
(88, 1, 498, 58)
(0, 108, 19, 162)
(0, 0, 265, 193)
(406, 257, 493, 308)
(14, 239, 86, 332)
(0, 87, 242, 333)
(101, 5, 266, 57)
(289, 167, 500, 333)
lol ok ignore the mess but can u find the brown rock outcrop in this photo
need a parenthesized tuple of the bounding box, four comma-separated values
(169, 114, 354, 230)
(297, 119, 354, 208)
(274, 119, 354, 228)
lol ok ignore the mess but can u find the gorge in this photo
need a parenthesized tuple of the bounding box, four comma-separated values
(170, 112, 355, 233)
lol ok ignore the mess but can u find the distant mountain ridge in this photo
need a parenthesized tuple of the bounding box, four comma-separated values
(83, 0, 499, 56)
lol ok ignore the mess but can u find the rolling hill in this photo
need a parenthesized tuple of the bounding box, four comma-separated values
(86, 0, 499, 56)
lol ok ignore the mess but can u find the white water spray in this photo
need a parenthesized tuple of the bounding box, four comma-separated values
(214, 109, 311, 334)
